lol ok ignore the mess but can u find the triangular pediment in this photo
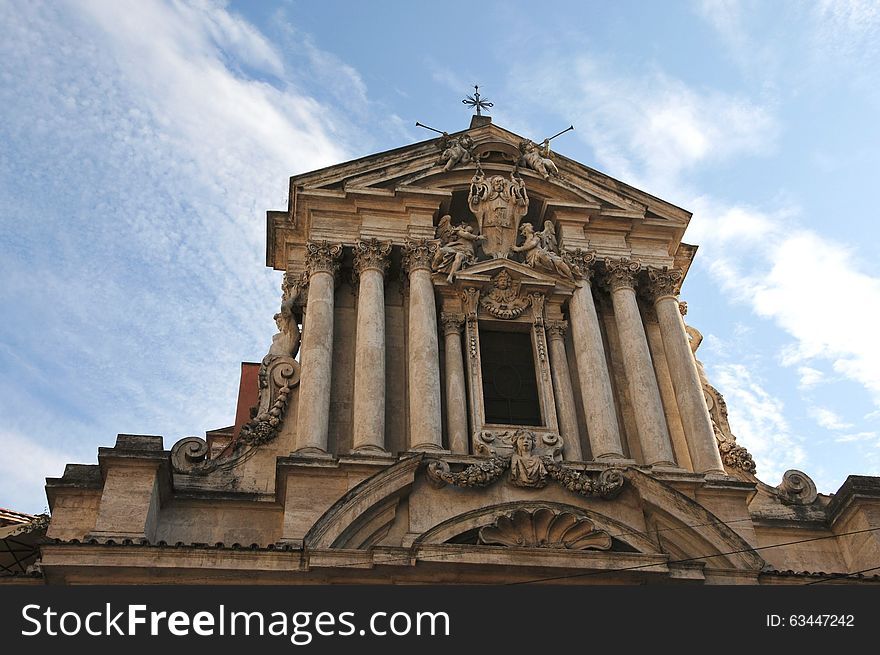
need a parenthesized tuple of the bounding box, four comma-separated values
(457, 257, 569, 288)
(285, 121, 691, 226)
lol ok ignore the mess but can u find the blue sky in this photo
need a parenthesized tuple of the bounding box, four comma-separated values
(2, 0, 879, 513)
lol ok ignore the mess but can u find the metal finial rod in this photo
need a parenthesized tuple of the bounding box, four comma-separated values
(415, 121, 446, 135)
(546, 125, 575, 142)
(462, 84, 494, 116)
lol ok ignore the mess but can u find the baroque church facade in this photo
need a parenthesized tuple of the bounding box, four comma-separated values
(36, 116, 880, 584)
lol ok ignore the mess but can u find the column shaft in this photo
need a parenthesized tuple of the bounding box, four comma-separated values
(569, 282, 624, 458)
(352, 269, 387, 453)
(442, 314, 469, 455)
(405, 240, 443, 451)
(655, 294, 725, 473)
(295, 262, 338, 454)
(547, 321, 582, 461)
(606, 259, 675, 466)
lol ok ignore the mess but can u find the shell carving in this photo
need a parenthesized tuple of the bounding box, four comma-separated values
(478, 508, 612, 551)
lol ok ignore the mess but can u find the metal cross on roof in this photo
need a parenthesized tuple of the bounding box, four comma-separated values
(462, 85, 493, 116)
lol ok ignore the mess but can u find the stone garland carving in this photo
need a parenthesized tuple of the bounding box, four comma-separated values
(544, 463, 626, 499)
(603, 257, 642, 292)
(776, 469, 818, 505)
(431, 215, 485, 283)
(468, 171, 528, 259)
(685, 318, 758, 475)
(645, 266, 684, 301)
(563, 248, 598, 282)
(426, 456, 510, 488)
(480, 270, 531, 319)
(478, 509, 613, 550)
(518, 139, 560, 180)
(402, 237, 439, 274)
(436, 133, 475, 172)
(426, 453, 625, 499)
(511, 222, 574, 279)
(352, 238, 392, 281)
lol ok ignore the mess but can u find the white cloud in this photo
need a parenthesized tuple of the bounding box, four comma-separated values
(834, 431, 879, 444)
(515, 55, 777, 197)
(797, 366, 824, 390)
(0, 430, 80, 514)
(710, 363, 807, 483)
(0, 0, 366, 512)
(809, 407, 854, 431)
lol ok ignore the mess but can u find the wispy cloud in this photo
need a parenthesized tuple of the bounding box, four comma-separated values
(710, 363, 807, 484)
(797, 366, 824, 390)
(0, 0, 365, 512)
(809, 407, 854, 431)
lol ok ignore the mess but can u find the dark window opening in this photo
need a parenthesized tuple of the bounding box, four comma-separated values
(479, 329, 542, 426)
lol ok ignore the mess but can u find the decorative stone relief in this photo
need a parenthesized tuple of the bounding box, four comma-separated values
(474, 427, 562, 460)
(776, 470, 818, 505)
(478, 508, 613, 550)
(686, 320, 758, 475)
(468, 171, 529, 258)
(645, 266, 684, 301)
(518, 139, 560, 180)
(305, 241, 343, 277)
(509, 430, 549, 488)
(352, 238, 392, 280)
(431, 215, 485, 283)
(479, 270, 531, 319)
(426, 449, 625, 500)
(603, 257, 642, 292)
(511, 222, 574, 279)
(402, 237, 439, 274)
(436, 133, 475, 172)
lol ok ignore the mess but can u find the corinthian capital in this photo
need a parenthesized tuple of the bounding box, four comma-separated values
(645, 266, 684, 302)
(305, 241, 343, 277)
(402, 238, 439, 275)
(602, 257, 641, 292)
(563, 248, 598, 282)
(545, 320, 568, 340)
(440, 312, 465, 335)
(352, 238, 392, 280)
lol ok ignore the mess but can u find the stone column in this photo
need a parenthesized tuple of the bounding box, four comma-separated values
(546, 320, 583, 461)
(648, 267, 725, 474)
(441, 313, 469, 455)
(565, 249, 625, 459)
(294, 241, 342, 455)
(351, 239, 392, 454)
(604, 258, 676, 466)
(403, 238, 444, 451)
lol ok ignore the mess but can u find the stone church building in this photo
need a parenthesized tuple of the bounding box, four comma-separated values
(36, 116, 880, 584)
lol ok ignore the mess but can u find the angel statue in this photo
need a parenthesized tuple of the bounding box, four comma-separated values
(511, 223, 574, 280)
(437, 133, 475, 172)
(431, 214, 486, 283)
(519, 138, 560, 180)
